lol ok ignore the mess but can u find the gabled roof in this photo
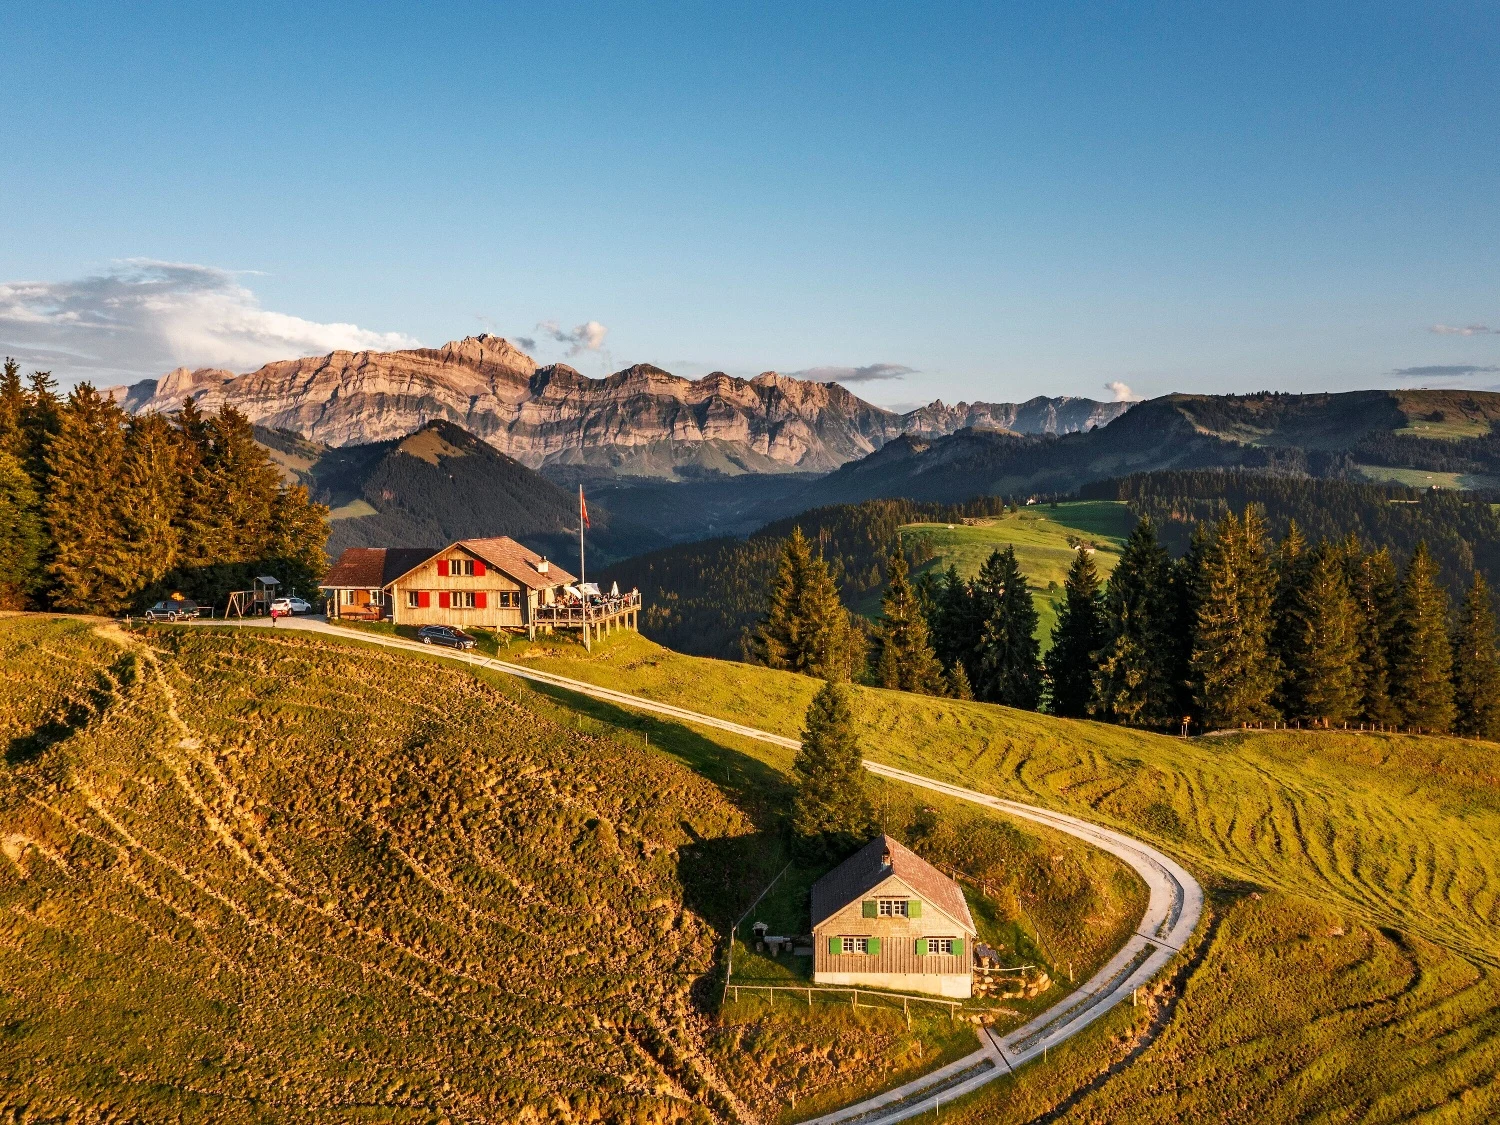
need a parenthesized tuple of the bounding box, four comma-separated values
(320, 547, 441, 589)
(810, 835, 977, 935)
(455, 536, 577, 590)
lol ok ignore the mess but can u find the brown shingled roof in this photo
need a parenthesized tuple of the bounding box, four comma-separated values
(321, 547, 440, 589)
(458, 536, 577, 590)
(810, 835, 976, 934)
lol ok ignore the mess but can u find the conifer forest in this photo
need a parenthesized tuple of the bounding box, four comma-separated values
(0, 360, 328, 613)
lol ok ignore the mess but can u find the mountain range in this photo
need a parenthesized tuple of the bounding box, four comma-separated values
(105, 335, 1130, 480)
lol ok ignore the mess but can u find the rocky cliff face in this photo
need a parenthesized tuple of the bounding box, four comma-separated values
(124, 335, 1132, 477)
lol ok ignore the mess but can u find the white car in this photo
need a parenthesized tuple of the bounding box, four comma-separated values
(270, 596, 313, 615)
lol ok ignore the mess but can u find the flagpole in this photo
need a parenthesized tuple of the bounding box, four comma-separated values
(579, 484, 586, 587)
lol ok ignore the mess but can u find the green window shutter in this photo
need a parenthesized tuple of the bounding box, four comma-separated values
(829, 937, 842, 956)
(915, 938, 928, 956)
(952, 938, 965, 959)
(908, 900, 922, 919)
(867, 936, 881, 956)
(862, 900, 877, 918)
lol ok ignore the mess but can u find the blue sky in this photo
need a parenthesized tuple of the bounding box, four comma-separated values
(2, 2, 1498, 406)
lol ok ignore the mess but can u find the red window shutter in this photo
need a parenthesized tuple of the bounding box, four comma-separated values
(437, 559, 449, 577)
(439, 591, 451, 609)
(472, 559, 486, 577)
(475, 591, 487, 609)
(418, 591, 430, 608)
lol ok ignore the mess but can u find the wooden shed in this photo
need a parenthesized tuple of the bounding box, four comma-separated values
(320, 548, 441, 621)
(811, 835, 978, 999)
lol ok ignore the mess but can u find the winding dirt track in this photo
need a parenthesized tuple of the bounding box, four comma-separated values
(209, 618, 1204, 1124)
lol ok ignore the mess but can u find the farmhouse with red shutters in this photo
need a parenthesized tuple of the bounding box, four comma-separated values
(812, 835, 978, 999)
(320, 536, 640, 643)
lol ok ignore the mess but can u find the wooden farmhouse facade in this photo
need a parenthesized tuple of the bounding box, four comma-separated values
(322, 537, 577, 636)
(811, 835, 978, 999)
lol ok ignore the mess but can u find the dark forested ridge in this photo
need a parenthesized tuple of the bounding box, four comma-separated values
(260, 420, 665, 563)
(601, 497, 1009, 658)
(771, 388, 1500, 513)
(1087, 470, 1500, 596)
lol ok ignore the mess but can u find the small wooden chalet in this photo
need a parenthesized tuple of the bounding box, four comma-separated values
(811, 835, 978, 999)
(321, 536, 640, 642)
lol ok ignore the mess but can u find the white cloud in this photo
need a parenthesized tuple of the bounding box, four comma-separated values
(536, 319, 608, 356)
(0, 259, 420, 385)
(1429, 324, 1496, 336)
(794, 363, 915, 384)
(1104, 380, 1139, 402)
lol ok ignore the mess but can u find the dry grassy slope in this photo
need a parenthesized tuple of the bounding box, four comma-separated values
(511, 632, 1500, 1123)
(0, 617, 766, 1124)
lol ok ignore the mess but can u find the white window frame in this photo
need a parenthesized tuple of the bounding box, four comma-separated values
(930, 937, 955, 955)
(878, 899, 908, 917)
(407, 590, 420, 608)
(840, 936, 870, 954)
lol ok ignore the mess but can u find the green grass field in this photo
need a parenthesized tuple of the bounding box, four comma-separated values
(510, 629, 1500, 1123)
(886, 500, 1133, 646)
(1355, 463, 1500, 491)
(0, 616, 1152, 1124)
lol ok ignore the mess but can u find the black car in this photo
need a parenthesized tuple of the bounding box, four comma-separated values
(417, 624, 477, 650)
(144, 599, 201, 621)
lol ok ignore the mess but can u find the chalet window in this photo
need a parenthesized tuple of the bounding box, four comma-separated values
(878, 899, 908, 917)
(498, 591, 518, 608)
(448, 558, 475, 577)
(839, 936, 879, 955)
(928, 937, 962, 956)
(369, 589, 383, 606)
(407, 591, 420, 608)
(454, 591, 476, 609)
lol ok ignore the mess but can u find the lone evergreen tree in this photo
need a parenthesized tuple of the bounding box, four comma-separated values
(874, 552, 946, 695)
(791, 680, 875, 858)
(945, 662, 974, 701)
(1391, 542, 1455, 733)
(1451, 573, 1500, 740)
(1045, 547, 1103, 717)
(1191, 508, 1280, 728)
(1096, 517, 1176, 726)
(973, 546, 1042, 709)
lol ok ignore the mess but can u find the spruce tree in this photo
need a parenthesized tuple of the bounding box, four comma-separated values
(43, 385, 131, 612)
(0, 451, 42, 609)
(931, 564, 983, 685)
(791, 680, 875, 858)
(1343, 541, 1401, 727)
(874, 552, 946, 695)
(754, 526, 864, 681)
(1270, 521, 1310, 714)
(19, 369, 60, 493)
(1190, 508, 1280, 728)
(945, 662, 974, 701)
(1045, 547, 1103, 717)
(1451, 574, 1500, 740)
(1096, 517, 1176, 726)
(119, 413, 184, 602)
(973, 546, 1042, 709)
(1391, 542, 1455, 733)
(1289, 545, 1361, 725)
(0, 359, 24, 456)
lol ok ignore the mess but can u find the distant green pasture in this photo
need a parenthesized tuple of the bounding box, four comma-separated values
(890, 501, 1133, 648)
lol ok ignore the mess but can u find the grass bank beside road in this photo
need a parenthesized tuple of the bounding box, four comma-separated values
(513, 629, 1500, 1123)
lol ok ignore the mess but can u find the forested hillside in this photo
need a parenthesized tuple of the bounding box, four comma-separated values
(0, 360, 327, 613)
(1088, 469, 1500, 594)
(602, 496, 1010, 658)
